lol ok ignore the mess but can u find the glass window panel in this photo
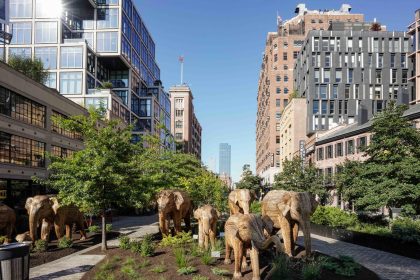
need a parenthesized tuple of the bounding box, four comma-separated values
(97, 8, 119, 29)
(44, 72, 57, 89)
(11, 23, 32, 45)
(35, 22, 58, 43)
(82, 32, 94, 48)
(96, 32, 118, 52)
(36, 0, 61, 18)
(60, 72, 83, 94)
(60, 46, 83, 68)
(35, 47, 57, 69)
(9, 47, 32, 59)
(10, 0, 32, 18)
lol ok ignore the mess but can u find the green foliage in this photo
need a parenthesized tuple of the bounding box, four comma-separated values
(102, 81, 113, 89)
(192, 276, 209, 280)
(311, 206, 359, 228)
(58, 237, 73, 248)
(0, 236, 6, 244)
(349, 223, 391, 236)
(137, 258, 150, 269)
(8, 55, 49, 84)
(95, 259, 117, 280)
(321, 255, 360, 277)
(213, 238, 225, 252)
(105, 224, 112, 232)
(269, 254, 290, 279)
(189, 242, 203, 257)
(391, 218, 420, 244)
(150, 263, 167, 273)
(211, 267, 230, 276)
(200, 250, 215, 265)
(33, 239, 48, 253)
(129, 240, 142, 254)
(236, 165, 262, 193)
(250, 201, 261, 214)
(88, 225, 100, 233)
(140, 234, 155, 256)
(121, 257, 140, 280)
(160, 231, 193, 247)
(177, 266, 197, 275)
(273, 156, 325, 198)
(336, 103, 420, 213)
(302, 262, 321, 280)
(118, 235, 131, 250)
(173, 247, 189, 268)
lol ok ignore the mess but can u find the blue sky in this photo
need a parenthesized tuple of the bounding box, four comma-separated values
(135, 0, 419, 182)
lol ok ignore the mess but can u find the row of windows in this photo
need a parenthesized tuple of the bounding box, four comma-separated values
(0, 131, 45, 168)
(314, 68, 408, 85)
(276, 75, 289, 82)
(51, 111, 83, 140)
(0, 85, 46, 128)
(316, 137, 367, 161)
(313, 37, 410, 53)
(276, 88, 289, 94)
(51, 145, 74, 158)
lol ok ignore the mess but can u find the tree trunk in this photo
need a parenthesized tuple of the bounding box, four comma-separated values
(101, 210, 107, 251)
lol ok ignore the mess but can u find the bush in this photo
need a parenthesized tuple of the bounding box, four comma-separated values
(130, 240, 142, 254)
(189, 242, 203, 257)
(105, 224, 113, 232)
(173, 247, 189, 268)
(119, 236, 131, 250)
(58, 237, 73, 248)
(311, 206, 359, 228)
(140, 234, 155, 257)
(88, 225, 100, 233)
(391, 218, 420, 244)
(177, 266, 197, 275)
(250, 201, 261, 214)
(150, 263, 166, 273)
(321, 255, 360, 277)
(302, 262, 321, 280)
(160, 231, 193, 247)
(33, 239, 48, 253)
(211, 267, 230, 276)
(349, 223, 391, 236)
(269, 254, 290, 279)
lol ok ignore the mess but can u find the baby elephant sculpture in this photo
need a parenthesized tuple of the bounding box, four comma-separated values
(15, 231, 32, 243)
(262, 190, 318, 256)
(50, 197, 87, 240)
(224, 213, 282, 280)
(228, 189, 257, 215)
(0, 203, 16, 243)
(157, 190, 192, 236)
(193, 205, 219, 250)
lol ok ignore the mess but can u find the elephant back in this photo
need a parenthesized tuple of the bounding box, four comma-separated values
(50, 198, 84, 222)
(262, 190, 289, 228)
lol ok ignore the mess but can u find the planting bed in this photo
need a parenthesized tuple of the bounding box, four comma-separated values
(30, 232, 119, 268)
(81, 238, 379, 280)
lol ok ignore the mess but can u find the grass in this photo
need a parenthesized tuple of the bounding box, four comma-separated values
(189, 242, 203, 257)
(173, 247, 189, 268)
(213, 238, 225, 252)
(201, 250, 215, 265)
(177, 266, 197, 275)
(150, 263, 167, 273)
(302, 262, 321, 280)
(211, 267, 230, 276)
(269, 254, 290, 279)
(137, 258, 151, 269)
(192, 276, 209, 280)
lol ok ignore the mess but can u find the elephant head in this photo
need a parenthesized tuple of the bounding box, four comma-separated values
(193, 205, 220, 249)
(229, 189, 257, 215)
(25, 195, 55, 242)
(157, 190, 191, 235)
(277, 191, 318, 256)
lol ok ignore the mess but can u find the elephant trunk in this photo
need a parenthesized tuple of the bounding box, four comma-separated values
(158, 211, 167, 235)
(202, 217, 210, 235)
(241, 202, 250, 215)
(300, 219, 312, 256)
(253, 235, 283, 253)
(29, 208, 39, 242)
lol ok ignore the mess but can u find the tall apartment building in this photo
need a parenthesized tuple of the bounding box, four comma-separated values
(1, 0, 170, 142)
(219, 143, 231, 177)
(294, 25, 413, 136)
(408, 9, 420, 104)
(0, 61, 87, 207)
(256, 3, 363, 185)
(169, 85, 202, 159)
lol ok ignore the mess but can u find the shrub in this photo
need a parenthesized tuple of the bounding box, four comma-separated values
(58, 237, 73, 248)
(150, 263, 167, 273)
(140, 234, 155, 257)
(391, 218, 420, 244)
(311, 206, 358, 228)
(160, 231, 193, 247)
(177, 266, 197, 275)
(102, 81, 113, 89)
(33, 239, 48, 253)
(8, 55, 49, 84)
(130, 240, 142, 254)
(201, 250, 215, 265)
(268, 254, 290, 279)
(349, 223, 391, 236)
(88, 225, 100, 233)
(173, 247, 189, 268)
(105, 224, 113, 232)
(321, 255, 360, 277)
(302, 262, 321, 280)
(118, 235, 131, 249)
(250, 201, 261, 214)
(213, 237, 225, 252)
(189, 242, 203, 257)
(211, 267, 230, 276)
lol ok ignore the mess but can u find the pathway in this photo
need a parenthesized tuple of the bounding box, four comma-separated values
(29, 214, 159, 280)
(297, 233, 420, 280)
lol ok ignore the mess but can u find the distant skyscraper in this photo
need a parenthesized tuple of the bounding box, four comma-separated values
(219, 143, 231, 176)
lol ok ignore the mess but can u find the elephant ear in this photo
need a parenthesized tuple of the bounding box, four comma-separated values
(25, 197, 33, 212)
(174, 192, 184, 211)
(230, 191, 238, 204)
(193, 208, 201, 220)
(277, 193, 292, 217)
(215, 209, 221, 219)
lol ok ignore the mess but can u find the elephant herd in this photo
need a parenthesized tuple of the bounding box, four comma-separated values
(0, 195, 86, 244)
(156, 188, 318, 280)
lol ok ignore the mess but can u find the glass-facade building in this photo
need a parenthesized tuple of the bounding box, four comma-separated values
(219, 143, 231, 177)
(1, 0, 171, 141)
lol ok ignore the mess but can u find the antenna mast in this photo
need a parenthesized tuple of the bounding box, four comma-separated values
(179, 55, 184, 85)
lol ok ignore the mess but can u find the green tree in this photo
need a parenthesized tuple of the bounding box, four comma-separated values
(272, 156, 325, 197)
(236, 165, 261, 193)
(337, 103, 420, 214)
(8, 55, 49, 84)
(37, 108, 143, 251)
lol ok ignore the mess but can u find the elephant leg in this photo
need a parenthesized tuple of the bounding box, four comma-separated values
(184, 211, 191, 232)
(77, 219, 87, 240)
(66, 224, 72, 239)
(279, 217, 293, 257)
(54, 223, 62, 240)
(233, 239, 244, 278)
(292, 222, 299, 249)
(6, 225, 14, 244)
(158, 212, 168, 236)
(41, 219, 51, 241)
(173, 212, 182, 234)
(198, 221, 204, 248)
(204, 233, 209, 251)
(224, 240, 232, 264)
(209, 222, 217, 249)
(241, 248, 248, 269)
(250, 246, 260, 280)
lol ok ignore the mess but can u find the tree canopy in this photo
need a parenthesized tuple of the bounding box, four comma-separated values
(8, 55, 49, 84)
(235, 165, 262, 193)
(272, 156, 325, 198)
(336, 103, 420, 215)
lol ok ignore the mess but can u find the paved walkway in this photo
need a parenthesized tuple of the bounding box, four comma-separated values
(29, 214, 159, 280)
(297, 233, 420, 280)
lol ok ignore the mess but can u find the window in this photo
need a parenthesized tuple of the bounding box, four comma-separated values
(368, 53, 372, 66)
(347, 37, 353, 51)
(373, 38, 379, 52)
(314, 69, 319, 83)
(60, 47, 83, 68)
(348, 68, 353, 83)
(325, 53, 331, 67)
(175, 133, 183, 140)
(378, 54, 383, 68)
(276, 99, 280, 107)
(345, 86, 350, 99)
(375, 70, 382, 84)
(121, 36, 131, 61)
(35, 22, 57, 43)
(97, 32, 118, 52)
(335, 69, 342, 82)
(284, 76, 289, 82)
(51, 146, 74, 158)
(60, 72, 82, 95)
(322, 38, 329, 51)
(391, 69, 397, 83)
(274, 54, 278, 62)
(321, 100, 327, 114)
(0, 85, 46, 128)
(324, 69, 330, 83)
(390, 54, 395, 67)
(332, 85, 338, 99)
(140, 99, 151, 117)
(355, 84, 360, 99)
(326, 145, 333, 159)
(175, 120, 183, 129)
(402, 70, 408, 83)
(97, 8, 119, 29)
(329, 100, 335, 114)
(284, 99, 288, 107)
(276, 88, 281, 94)
(11, 23, 32, 44)
(44, 72, 57, 89)
(10, 0, 32, 18)
(36, 0, 60, 18)
(0, 132, 46, 167)
(357, 136, 367, 152)
(317, 147, 324, 160)
(313, 100, 319, 114)
(284, 88, 289, 94)
(335, 142, 343, 157)
(276, 75, 281, 82)
(293, 51, 299, 59)
(283, 65, 288, 70)
(401, 54, 406, 68)
(35, 47, 57, 69)
(114, 90, 128, 105)
(314, 38, 319, 51)
(320, 85, 327, 99)
(175, 110, 183, 117)
(283, 52, 287, 61)
(346, 140, 355, 155)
